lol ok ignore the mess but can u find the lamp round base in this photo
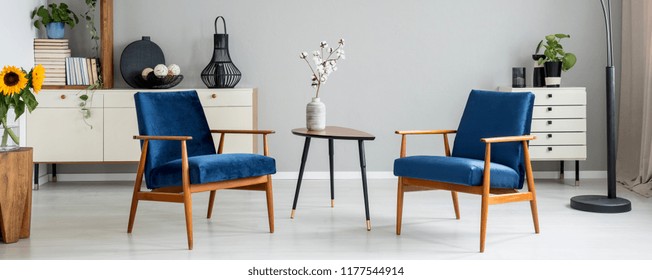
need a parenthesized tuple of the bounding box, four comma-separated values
(570, 195, 631, 213)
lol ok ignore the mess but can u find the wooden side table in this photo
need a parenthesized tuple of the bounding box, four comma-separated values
(0, 147, 33, 243)
(290, 126, 376, 230)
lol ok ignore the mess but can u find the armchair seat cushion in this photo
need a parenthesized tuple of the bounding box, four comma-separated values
(394, 155, 520, 189)
(148, 153, 276, 189)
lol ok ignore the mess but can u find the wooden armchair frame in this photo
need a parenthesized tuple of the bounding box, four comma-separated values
(395, 130, 539, 252)
(128, 130, 275, 250)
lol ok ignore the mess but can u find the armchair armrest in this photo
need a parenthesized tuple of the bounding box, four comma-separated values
(210, 129, 275, 135)
(479, 135, 537, 192)
(396, 129, 457, 157)
(395, 129, 457, 135)
(481, 135, 536, 143)
(210, 129, 275, 156)
(134, 135, 193, 141)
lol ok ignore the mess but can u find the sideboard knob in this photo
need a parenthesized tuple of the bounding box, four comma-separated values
(547, 94, 553, 98)
(60, 95, 66, 100)
(211, 94, 217, 99)
(548, 147, 553, 152)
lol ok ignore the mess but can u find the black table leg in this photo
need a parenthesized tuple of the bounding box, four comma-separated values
(291, 137, 311, 219)
(560, 161, 564, 180)
(575, 160, 580, 186)
(358, 140, 371, 231)
(52, 163, 57, 182)
(328, 139, 335, 208)
(33, 164, 39, 190)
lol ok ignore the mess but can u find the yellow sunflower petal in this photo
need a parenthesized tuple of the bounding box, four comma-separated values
(31, 64, 45, 93)
(0, 65, 28, 96)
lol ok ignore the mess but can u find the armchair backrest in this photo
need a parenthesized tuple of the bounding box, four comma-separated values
(134, 91, 216, 186)
(452, 90, 535, 188)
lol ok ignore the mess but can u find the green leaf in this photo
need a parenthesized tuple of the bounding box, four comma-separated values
(555, 33, 570, 39)
(535, 40, 543, 54)
(545, 34, 556, 42)
(79, 94, 89, 101)
(13, 101, 25, 121)
(562, 53, 577, 71)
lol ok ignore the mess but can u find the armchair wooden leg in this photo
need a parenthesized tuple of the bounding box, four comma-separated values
(451, 191, 460, 220)
(479, 193, 489, 253)
(530, 195, 540, 234)
(129, 141, 148, 234)
(127, 193, 139, 233)
(523, 142, 540, 234)
(396, 177, 404, 235)
(127, 169, 142, 233)
(207, 190, 216, 219)
(526, 178, 540, 234)
(265, 176, 275, 233)
(183, 192, 194, 250)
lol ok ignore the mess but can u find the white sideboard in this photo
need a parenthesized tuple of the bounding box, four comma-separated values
(499, 87, 587, 185)
(26, 88, 258, 164)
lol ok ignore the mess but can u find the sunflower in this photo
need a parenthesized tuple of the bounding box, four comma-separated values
(0, 65, 27, 96)
(31, 64, 45, 93)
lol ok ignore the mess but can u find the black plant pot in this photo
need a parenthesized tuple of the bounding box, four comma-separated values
(544, 61, 562, 87)
(532, 54, 546, 87)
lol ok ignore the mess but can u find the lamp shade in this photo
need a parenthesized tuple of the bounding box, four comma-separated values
(201, 16, 241, 88)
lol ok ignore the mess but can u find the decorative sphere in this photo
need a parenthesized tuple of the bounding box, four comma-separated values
(167, 64, 181, 76)
(153, 64, 168, 78)
(141, 68, 154, 79)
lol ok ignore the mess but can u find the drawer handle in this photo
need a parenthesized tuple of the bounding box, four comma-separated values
(548, 147, 553, 152)
(547, 107, 552, 112)
(547, 134, 552, 138)
(547, 120, 552, 125)
(211, 94, 217, 99)
(60, 94, 66, 100)
(547, 94, 553, 98)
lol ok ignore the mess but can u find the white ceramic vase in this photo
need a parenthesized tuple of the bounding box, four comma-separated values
(306, 97, 326, 131)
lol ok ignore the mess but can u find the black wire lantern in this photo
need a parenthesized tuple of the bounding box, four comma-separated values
(201, 16, 241, 88)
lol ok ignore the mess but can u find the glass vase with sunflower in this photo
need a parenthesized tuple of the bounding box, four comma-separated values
(0, 64, 45, 151)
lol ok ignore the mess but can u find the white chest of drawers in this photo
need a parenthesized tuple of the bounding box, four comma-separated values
(499, 87, 587, 185)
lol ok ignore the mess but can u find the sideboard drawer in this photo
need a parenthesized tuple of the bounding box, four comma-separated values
(531, 119, 586, 132)
(102, 89, 253, 108)
(533, 106, 586, 119)
(34, 90, 104, 108)
(530, 89, 586, 106)
(529, 145, 587, 160)
(531, 132, 586, 145)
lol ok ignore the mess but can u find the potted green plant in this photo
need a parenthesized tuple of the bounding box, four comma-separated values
(31, 3, 79, 39)
(532, 40, 546, 87)
(537, 34, 577, 87)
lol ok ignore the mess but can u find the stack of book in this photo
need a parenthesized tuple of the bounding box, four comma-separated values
(65, 57, 99, 86)
(33, 39, 70, 86)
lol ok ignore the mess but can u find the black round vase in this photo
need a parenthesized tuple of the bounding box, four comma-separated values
(532, 54, 546, 87)
(544, 61, 562, 88)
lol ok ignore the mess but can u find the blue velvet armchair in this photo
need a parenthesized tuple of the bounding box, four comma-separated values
(393, 89, 539, 252)
(128, 90, 276, 250)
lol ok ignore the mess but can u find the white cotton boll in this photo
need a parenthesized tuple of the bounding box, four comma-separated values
(154, 64, 168, 78)
(141, 68, 154, 79)
(167, 64, 181, 75)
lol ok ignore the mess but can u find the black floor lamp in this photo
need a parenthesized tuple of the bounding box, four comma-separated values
(570, 0, 631, 213)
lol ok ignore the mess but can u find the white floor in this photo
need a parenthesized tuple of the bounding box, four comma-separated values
(1, 178, 651, 260)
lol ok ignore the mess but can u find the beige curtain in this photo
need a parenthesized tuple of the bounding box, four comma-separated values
(617, 0, 652, 197)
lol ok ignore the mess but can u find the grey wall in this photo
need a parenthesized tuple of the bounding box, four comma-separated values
(59, 0, 620, 174)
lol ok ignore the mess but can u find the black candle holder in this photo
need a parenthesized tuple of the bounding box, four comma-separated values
(201, 16, 241, 88)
